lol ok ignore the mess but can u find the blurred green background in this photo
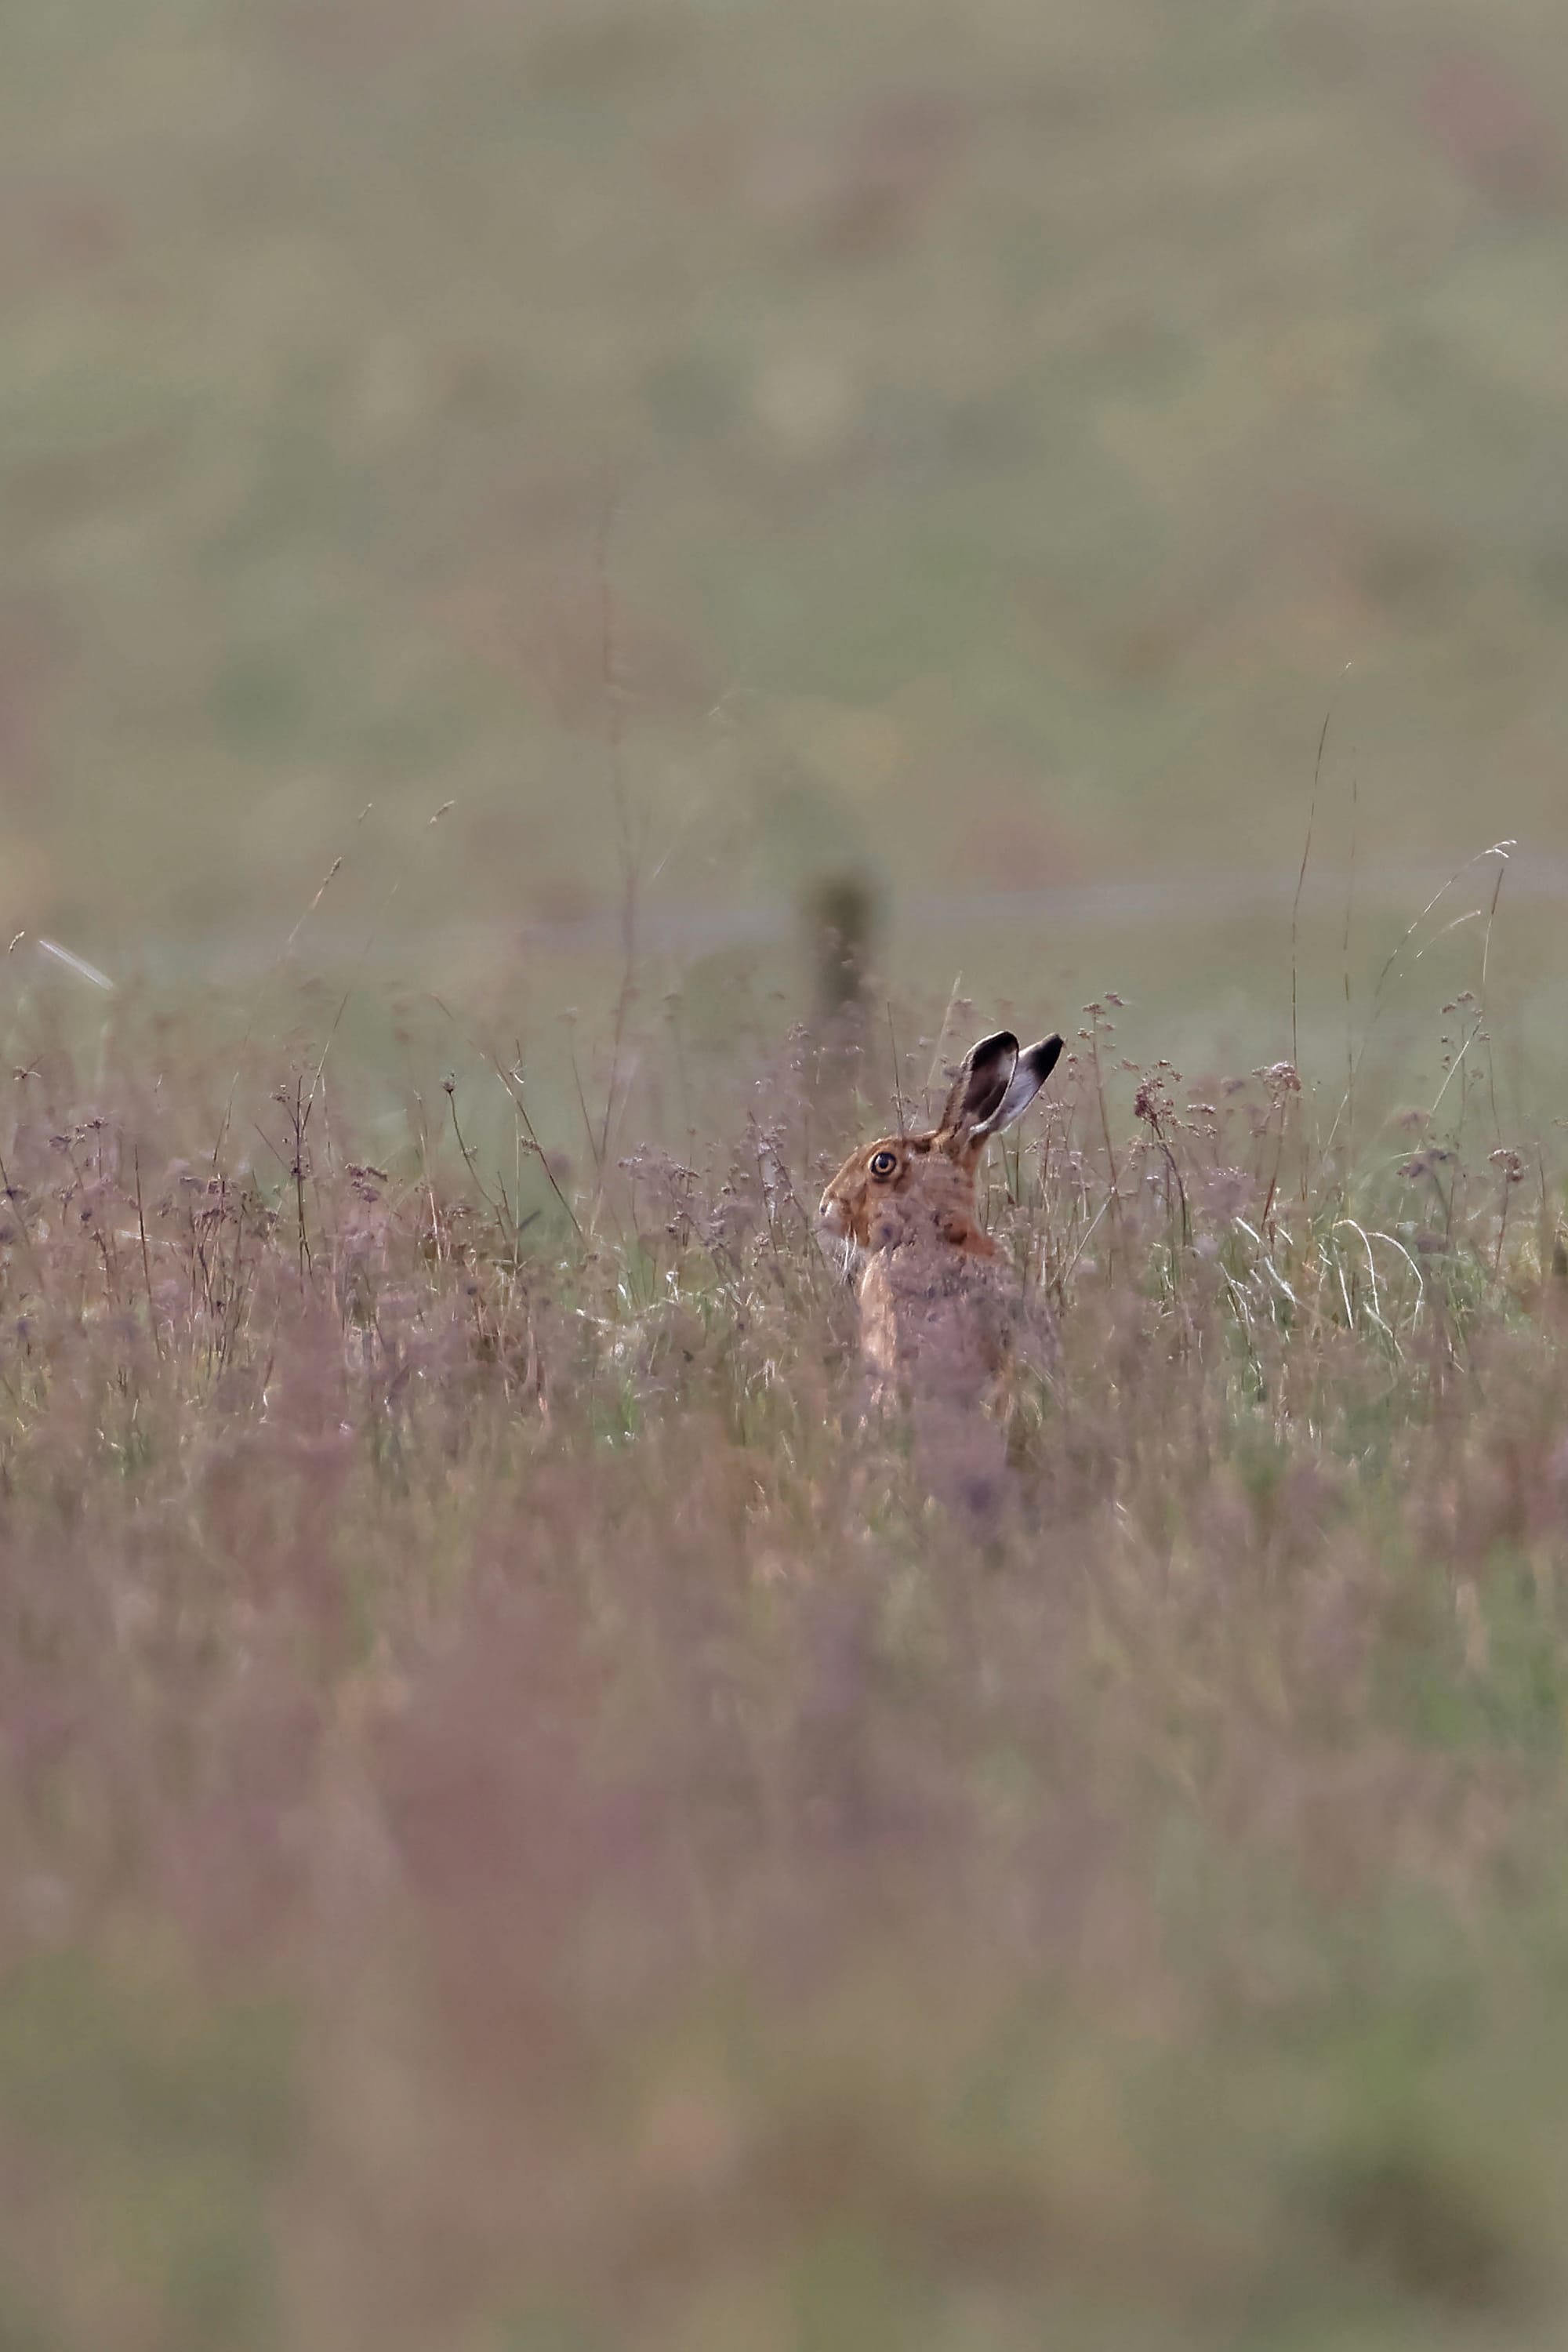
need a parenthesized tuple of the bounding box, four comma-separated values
(4, 0, 1568, 1074)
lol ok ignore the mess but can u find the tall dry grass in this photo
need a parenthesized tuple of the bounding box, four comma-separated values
(2, 992, 1568, 2350)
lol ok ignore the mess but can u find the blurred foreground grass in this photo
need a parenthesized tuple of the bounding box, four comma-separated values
(2, 964, 1568, 2347)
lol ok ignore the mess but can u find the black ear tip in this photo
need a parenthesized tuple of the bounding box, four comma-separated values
(1027, 1033, 1064, 1076)
(970, 1029, 1019, 1064)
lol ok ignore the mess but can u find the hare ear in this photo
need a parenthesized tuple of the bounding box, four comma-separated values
(972, 1033, 1063, 1138)
(938, 1030, 1018, 1139)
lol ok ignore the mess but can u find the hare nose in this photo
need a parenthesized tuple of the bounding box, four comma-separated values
(819, 1192, 847, 1236)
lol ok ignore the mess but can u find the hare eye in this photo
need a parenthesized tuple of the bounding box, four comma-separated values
(869, 1149, 898, 1178)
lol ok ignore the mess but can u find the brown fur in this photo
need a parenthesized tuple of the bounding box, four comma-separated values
(819, 1028, 1062, 1408)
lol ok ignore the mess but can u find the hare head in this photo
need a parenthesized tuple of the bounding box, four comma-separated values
(818, 1028, 1063, 1268)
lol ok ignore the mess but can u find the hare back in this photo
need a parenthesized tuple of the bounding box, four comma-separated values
(857, 1240, 1018, 1402)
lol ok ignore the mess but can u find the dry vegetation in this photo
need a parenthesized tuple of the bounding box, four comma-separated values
(7, 2, 1568, 2340)
(3, 976, 1568, 2351)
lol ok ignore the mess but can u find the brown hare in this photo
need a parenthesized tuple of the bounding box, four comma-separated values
(818, 1028, 1063, 1413)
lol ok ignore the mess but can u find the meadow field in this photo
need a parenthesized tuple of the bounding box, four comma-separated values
(3, 906, 1568, 2350)
(6, 0, 1568, 2344)
(6, 0, 1568, 975)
